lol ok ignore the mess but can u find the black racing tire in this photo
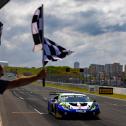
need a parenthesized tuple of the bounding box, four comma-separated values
(55, 109, 63, 119)
(92, 112, 100, 119)
(48, 108, 51, 114)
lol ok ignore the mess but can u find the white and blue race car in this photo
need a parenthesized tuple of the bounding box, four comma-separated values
(48, 92, 100, 119)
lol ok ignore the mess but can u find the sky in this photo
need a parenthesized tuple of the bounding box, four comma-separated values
(0, 0, 126, 68)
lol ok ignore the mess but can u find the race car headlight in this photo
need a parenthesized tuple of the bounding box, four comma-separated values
(59, 102, 71, 110)
(61, 104, 70, 110)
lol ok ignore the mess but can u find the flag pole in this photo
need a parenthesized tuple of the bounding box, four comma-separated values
(41, 4, 45, 87)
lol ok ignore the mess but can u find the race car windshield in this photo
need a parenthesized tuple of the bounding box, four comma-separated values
(60, 95, 91, 102)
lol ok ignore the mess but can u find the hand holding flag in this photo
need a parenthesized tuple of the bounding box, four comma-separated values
(36, 69, 47, 80)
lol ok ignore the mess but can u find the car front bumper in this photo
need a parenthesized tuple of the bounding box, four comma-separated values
(57, 105, 100, 117)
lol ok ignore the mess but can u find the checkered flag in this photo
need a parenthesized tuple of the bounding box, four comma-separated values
(44, 38, 73, 65)
(31, 6, 43, 51)
(31, 5, 73, 66)
(0, 22, 3, 45)
(0, 0, 10, 9)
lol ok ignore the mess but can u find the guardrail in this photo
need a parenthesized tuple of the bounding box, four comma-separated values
(46, 81, 126, 95)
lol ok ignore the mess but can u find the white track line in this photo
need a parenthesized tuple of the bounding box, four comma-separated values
(19, 97, 24, 100)
(34, 109, 48, 115)
(43, 97, 48, 101)
(12, 112, 38, 114)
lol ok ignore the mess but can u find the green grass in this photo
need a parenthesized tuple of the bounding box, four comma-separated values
(32, 82, 126, 100)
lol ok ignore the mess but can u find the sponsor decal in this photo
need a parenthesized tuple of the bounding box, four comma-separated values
(99, 87, 113, 94)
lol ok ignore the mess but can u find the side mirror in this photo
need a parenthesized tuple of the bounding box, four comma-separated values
(51, 99, 57, 103)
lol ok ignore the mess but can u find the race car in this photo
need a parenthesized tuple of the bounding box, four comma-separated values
(48, 92, 100, 119)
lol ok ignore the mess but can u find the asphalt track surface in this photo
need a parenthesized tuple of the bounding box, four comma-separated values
(0, 84, 126, 126)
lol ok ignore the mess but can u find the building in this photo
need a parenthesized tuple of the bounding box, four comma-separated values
(89, 64, 105, 74)
(124, 65, 126, 73)
(74, 61, 80, 68)
(105, 64, 113, 74)
(112, 63, 123, 74)
(105, 63, 123, 75)
(83, 67, 89, 75)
